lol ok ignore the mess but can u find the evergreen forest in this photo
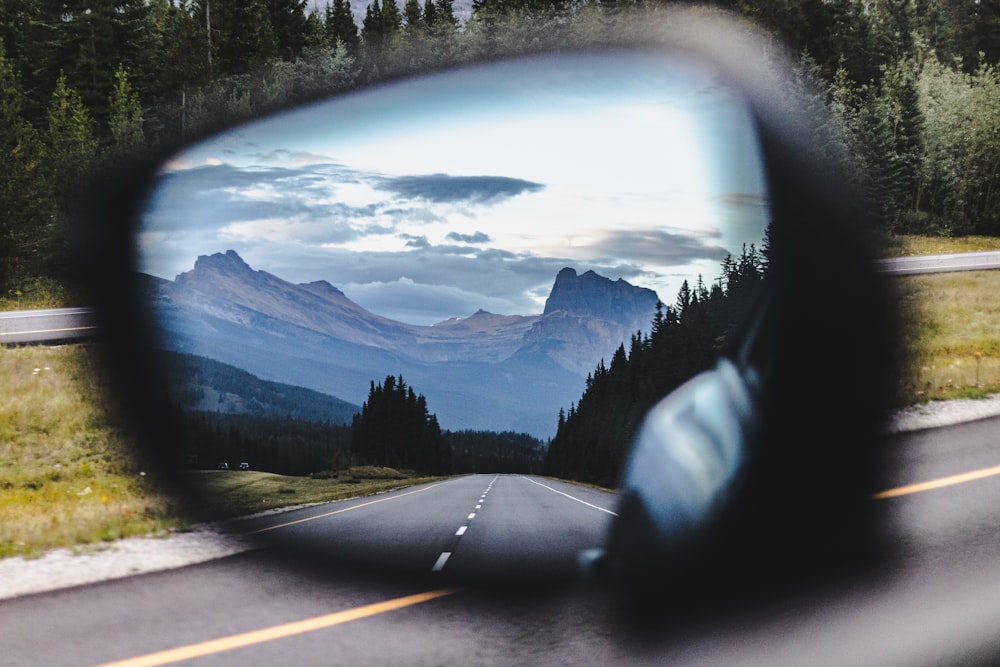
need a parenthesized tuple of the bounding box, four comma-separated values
(170, 372, 545, 476)
(545, 244, 766, 487)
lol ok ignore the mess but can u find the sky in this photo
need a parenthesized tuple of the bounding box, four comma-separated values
(138, 50, 770, 325)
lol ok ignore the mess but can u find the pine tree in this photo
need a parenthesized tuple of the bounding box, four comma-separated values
(350, 375, 447, 473)
(107, 64, 145, 158)
(403, 0, 423, 31)
(267, 0, 309, 60)
(0, 42, 51, 292)
(46, 72, 97, 203)
(362, 0, 384, 48)
(326, 0, 360, 53)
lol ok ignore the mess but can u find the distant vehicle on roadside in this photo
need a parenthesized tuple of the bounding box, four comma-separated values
(217, 462, 229, 470)
(239, 462, 250, 471)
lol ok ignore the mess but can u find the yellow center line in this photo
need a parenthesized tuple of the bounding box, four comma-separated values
(248, 481, 446, 534)
(93, 587, 460, 667)
(873, 463, 1000, 499)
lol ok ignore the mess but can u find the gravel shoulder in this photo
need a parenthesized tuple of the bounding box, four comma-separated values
(2, 397, 998, 602)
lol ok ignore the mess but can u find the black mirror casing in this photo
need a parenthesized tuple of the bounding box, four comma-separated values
(76, 8, 897, 598)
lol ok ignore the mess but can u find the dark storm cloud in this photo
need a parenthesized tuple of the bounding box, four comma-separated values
(378, 174, 545, 204)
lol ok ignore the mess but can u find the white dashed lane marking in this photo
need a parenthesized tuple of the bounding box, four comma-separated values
(431, 475, 498, 573)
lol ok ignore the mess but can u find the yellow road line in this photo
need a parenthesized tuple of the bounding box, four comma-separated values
(874, 463, 1000, 499)
(93, 587, 459, 667)
(249, 482, 446, 534)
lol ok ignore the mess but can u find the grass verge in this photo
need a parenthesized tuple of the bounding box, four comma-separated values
(0, 345, 184, 559)
(0, 276, 83, 311)
(883, 234, 1000, 257)
(188, 468, 448, 519)
(892, 269, 1000, 404)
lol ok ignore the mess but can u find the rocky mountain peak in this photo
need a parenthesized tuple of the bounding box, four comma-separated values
(192, 250, 252, 276)
(543, 266, 659, 323)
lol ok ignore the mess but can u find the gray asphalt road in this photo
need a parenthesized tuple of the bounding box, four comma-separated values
(0, 307, 98, 344)
(4, 420, 1000, 666)
(237, 474, 617, 584)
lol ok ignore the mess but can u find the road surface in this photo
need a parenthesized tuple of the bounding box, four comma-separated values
(0, 307, 98, 344)
(4, 421, 1000, 665)
(237, 474, 617, 584)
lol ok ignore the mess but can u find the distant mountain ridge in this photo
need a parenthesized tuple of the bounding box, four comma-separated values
(146, 251, 659, 438)
(156, 350, 359, 424)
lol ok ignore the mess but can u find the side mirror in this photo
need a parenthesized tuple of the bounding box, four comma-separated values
(82, 8, 895, 595)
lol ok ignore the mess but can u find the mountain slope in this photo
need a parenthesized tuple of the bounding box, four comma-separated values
(155, 350, 359, 424)
(145, 251, 659, 438)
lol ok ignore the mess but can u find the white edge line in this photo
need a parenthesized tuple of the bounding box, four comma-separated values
(521, 477, 618, 516)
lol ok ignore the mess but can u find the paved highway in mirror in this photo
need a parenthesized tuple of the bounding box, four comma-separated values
(5, 416, 1000, 666)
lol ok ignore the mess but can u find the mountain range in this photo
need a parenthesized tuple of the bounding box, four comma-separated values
(144, 250, 659, 438)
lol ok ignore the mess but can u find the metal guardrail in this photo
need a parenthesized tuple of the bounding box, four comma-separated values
(0, 307, 99, 345)
(877, 251, 1000, 276)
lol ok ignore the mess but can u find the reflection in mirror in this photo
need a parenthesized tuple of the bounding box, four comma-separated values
(137, 50, 769, 580)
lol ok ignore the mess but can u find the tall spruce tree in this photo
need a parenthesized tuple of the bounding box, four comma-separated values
(107, 64, 145, 158)
(351, 375, 448, 474)
(0, 42, 51, 291)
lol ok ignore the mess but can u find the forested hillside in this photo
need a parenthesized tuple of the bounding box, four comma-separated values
(3, 1, 1000, 302)
(545, 244, 766, 486)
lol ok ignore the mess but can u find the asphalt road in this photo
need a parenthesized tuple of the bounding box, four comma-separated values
(0, 307, 98, 344)
(237, 474, 617, 583)
(5, 421, 1000, 666)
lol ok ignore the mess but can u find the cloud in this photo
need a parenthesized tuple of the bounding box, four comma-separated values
(378, 174, 545, 204)
(715, 192, 769, 207)
(585, 228, 730, 266)
(402, 234, 431, 249)
(446, 231, 492, 244)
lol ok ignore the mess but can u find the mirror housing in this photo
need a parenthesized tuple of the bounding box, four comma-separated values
(77, 7, 896, 598)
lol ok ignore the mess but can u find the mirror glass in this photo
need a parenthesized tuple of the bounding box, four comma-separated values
(136, 50, 769, 580)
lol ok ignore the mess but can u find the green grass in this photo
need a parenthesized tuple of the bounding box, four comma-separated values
(882, 234, 1000, 258)
(0, 345, 184, 558)
(0, 345, 449, 556)
(893, 269, 1000, 404)
(0, 276, 83, 311)
(188, 468, 447, 519)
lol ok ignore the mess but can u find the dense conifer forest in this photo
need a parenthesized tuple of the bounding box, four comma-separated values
(544, 243, 766, 486)
(171, 372, 544, 476)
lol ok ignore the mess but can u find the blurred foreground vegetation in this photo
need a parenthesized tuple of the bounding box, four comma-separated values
(894, 269, 1000, 404)
(0, 345, 183, 558)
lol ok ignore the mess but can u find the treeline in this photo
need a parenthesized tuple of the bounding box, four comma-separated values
(350, 375, 546, 474)
(350, 375, 449, 474)
(785, 1, 1000, 235)
(170, 375, 545, 475)
(545, 244, 766, 487)
(171, 407, 354, 475)
(447, 430, 544, 474)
